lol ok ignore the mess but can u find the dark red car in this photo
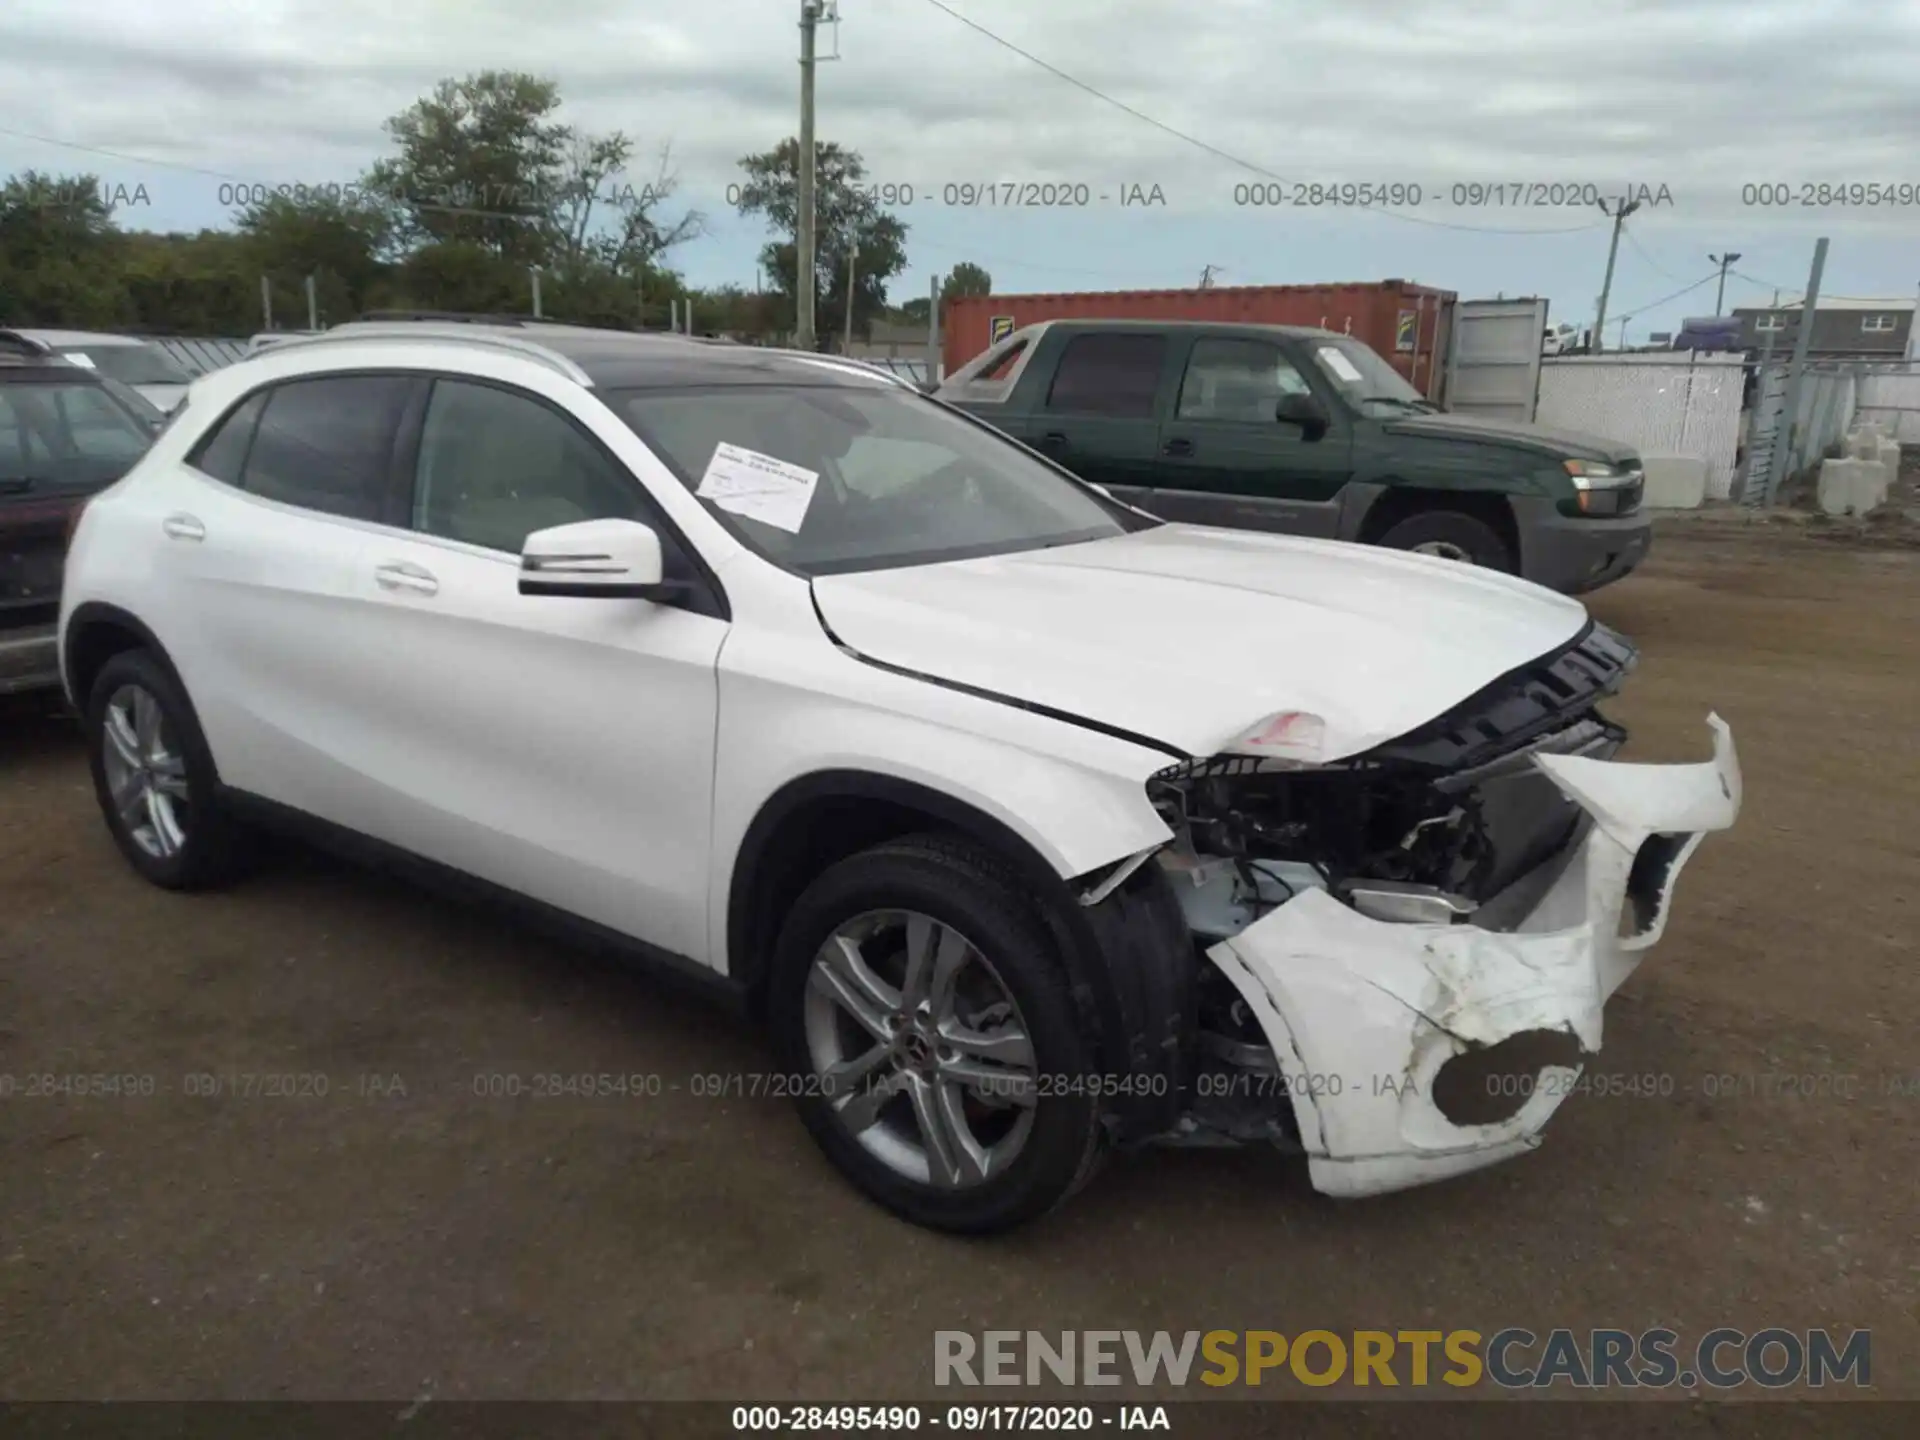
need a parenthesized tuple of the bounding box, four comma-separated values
(1, 330, 165, 695)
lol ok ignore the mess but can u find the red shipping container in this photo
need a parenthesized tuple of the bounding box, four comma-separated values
(942, 281, 1458, 399)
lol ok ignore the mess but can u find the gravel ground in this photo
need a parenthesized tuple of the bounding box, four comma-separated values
(2, 522, 1916, 1412)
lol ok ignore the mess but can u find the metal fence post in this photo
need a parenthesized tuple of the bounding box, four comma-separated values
(927, 272, 943, 387)
(1766, 236, 1828, 505)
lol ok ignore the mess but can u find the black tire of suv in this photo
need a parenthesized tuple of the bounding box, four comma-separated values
(768, 833, 1105, 1235)
(1377, 510, 1515, 571)
(84, 649, 247, 891)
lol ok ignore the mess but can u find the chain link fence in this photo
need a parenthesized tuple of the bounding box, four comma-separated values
(1733, 360, 1920, 506)
(1537, 355, 1745, 499)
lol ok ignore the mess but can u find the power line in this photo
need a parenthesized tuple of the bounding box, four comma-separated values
(1728, 268, 1906, 305)
(916, 0, 1607, 237)
(1613, 270, 1721, 319)
(1622, 226, 1684, 280)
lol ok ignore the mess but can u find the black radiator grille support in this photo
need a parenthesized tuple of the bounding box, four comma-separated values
(1365, 621, 1637, 773)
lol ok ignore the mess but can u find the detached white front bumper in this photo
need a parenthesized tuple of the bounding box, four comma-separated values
(1207, 714, 1742, 1198)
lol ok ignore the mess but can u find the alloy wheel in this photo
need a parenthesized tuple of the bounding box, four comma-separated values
(99, 683, 191, 859)
(803, 909, 1038, 1189)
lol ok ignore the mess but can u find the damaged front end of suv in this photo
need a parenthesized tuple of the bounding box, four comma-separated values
(1127, 623, 1741, 1196)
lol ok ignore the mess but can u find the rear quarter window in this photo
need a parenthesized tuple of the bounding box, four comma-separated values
(187, 391, 268, 485)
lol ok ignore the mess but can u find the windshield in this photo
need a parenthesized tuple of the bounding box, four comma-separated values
(96, 375, 167, 427)
(59, 343, 192, 388)
(1308, 338, 1433, 414)
(613, 383, 1131, 576)
(0, 376, 155, 495)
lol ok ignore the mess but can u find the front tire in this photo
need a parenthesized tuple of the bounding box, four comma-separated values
(85, 649, 246, 890)
(1377, 509, 1514, 570)
(768, 834, 1104, 1234)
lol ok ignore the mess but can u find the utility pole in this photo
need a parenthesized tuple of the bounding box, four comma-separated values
(1709, 251, 1741, 316)
(259, 275, 272, 331)
(927, 271, 943, 389)
(1616, 316, 1629, 350)
(1198, 264, 1222, 289)
(796, 0, 822, 351)
(1591, 196, 1641, 354)
(304, 274, 318, 331)
(530, 267, 543, 318)
(844, 239, 858, 354)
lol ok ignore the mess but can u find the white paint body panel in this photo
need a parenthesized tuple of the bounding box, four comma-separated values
(1210, 715, 1742, 1197)
(813, 524, 1588, 762)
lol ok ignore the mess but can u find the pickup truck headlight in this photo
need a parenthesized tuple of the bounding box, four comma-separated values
(1563, 459, 1643, 515)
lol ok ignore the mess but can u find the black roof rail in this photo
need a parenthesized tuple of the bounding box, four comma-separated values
(351, 310, 532, 326)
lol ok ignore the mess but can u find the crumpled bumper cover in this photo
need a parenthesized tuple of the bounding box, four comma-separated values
(1207, 714, 1741, 1198)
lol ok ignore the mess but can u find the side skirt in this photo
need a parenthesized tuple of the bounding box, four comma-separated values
(217, 786, 751, 1020)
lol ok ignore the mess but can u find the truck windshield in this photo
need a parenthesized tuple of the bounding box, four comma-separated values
(613, 382, 1133, 576)
(1309, 338, 1435, 415)
(0, 377, 155, 495)
(58, 344, 192, 387)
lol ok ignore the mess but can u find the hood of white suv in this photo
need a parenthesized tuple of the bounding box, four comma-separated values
(810, 524, 1591, 761)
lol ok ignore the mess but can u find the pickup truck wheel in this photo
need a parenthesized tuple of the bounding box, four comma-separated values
(1377, 511, 1514, 571)
(767, 833, 1104, 1234)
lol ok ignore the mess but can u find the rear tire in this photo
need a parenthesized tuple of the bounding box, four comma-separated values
(767, 833, 1104, 1234)
(85, 649, 246, 890)
(1377, 510, 1514, 571)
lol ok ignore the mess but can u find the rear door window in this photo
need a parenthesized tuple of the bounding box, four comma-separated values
(238, 377, 413, 522)
(1044, 334, 1167, 417)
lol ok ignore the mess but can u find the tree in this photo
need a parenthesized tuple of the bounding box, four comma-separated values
(734, 139, 908, 345)
(232, 190, 395, 323)
(0, 171, 125, 326)
(0, 72, 717, 335)
(120, 229, 256, 333)
(553, 138, 706, 279)
(364, 71, 570, 265)
(362, 71, 706, 288)
(942, 262, 991, 301)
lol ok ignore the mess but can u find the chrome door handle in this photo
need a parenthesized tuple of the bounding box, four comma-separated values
(374, 561, 438, 596)
(161, 513, 205, 541)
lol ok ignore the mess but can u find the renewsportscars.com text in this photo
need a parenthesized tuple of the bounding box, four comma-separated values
(934, 1328, 1871, 1390)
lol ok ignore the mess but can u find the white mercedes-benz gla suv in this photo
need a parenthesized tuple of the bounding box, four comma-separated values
(58, 319, 1741, 1233)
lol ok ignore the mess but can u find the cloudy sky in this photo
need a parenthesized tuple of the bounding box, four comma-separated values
(4, 0, 1919, 340)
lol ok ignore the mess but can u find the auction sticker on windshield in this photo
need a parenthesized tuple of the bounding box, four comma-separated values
(1317, 347, 1364, 383)
(695, 442, 819, 532)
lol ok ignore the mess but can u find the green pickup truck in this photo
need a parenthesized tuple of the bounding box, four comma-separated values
(935, 319, 1651, 594)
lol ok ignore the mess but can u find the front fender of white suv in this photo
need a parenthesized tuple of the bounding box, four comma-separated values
(707, 558, 1179, 977)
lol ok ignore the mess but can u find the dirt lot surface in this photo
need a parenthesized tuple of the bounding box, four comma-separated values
(3, 523, 1918, 1416)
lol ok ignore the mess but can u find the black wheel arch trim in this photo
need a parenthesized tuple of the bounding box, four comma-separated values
(63, 602, 183, 711)
(729, 768, 1194, 1143)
